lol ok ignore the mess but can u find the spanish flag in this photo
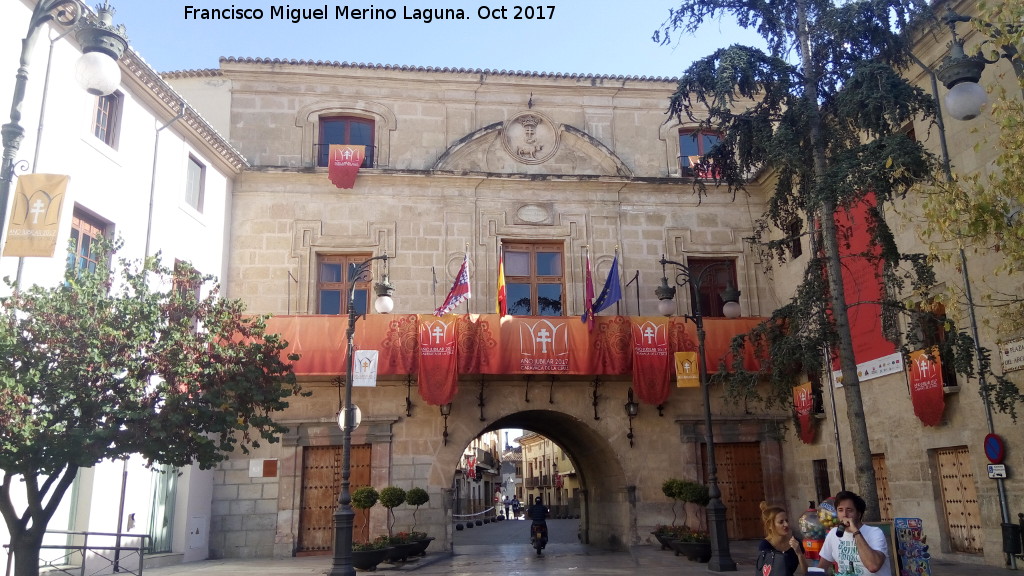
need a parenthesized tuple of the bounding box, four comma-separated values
(497, 250, 507, 316)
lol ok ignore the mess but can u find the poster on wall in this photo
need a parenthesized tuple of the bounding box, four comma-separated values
(894, 517, 932, 576)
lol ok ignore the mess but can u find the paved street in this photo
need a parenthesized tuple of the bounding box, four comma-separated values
(139, 518, 1019, 576)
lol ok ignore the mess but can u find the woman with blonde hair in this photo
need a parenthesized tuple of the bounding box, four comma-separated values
(757, 501, 808, 575)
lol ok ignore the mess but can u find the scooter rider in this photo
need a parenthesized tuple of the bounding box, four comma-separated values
(527, 496, 549, 553)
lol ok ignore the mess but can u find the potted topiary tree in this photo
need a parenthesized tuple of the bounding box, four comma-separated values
(652, 478, 685, 550)
(668, 480, 711, 562)
(379, 486, 415, 563)
(350, 487, 389, 571)
(404, 487, 434, 556)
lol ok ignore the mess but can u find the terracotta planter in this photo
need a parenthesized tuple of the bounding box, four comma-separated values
(669, 539, 712, 562)
(351, 547, 390, 571)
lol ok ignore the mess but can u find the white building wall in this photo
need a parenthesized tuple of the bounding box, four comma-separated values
(1, 0, 242, 567)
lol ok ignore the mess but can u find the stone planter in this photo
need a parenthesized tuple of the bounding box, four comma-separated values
(351, 547, 390, 571)
(669, 540, 712, 562)
(383, 541, 420, 563)
(405, 537, 435, 557)
(651, 531, 675, 550)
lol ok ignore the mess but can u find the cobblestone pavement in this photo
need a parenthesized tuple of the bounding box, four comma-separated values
(140, 519, 1018, 576)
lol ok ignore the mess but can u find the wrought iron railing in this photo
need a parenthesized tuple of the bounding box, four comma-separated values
(4, 530, 151, 576)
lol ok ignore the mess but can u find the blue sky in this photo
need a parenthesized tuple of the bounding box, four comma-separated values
(114, 1, 766, 77)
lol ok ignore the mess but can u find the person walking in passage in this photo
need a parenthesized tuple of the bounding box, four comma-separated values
(511, 496, 521, 519)
(758, 501, 808, 575)
(818, 491, 891, 575)
(503, 495, 511, 519)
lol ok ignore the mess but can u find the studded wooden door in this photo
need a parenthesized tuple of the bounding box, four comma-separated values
(936, 446, 983, 554)
(703, 442, 764, 539)
(872, 454, 893, 522)
(296, 444, 372, 555)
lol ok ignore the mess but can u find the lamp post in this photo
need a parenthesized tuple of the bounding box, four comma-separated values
(656, 255, 740, 572)
(915, 17, 1019, 563)
(934, 7, 1023, 121)
(2, 0, 127, 244)
(330, 254, 393, 576)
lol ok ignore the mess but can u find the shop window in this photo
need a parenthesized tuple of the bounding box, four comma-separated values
(317, 116, 374, 168)
(504, 242, 564, 316)
(317, 253, 372, 315)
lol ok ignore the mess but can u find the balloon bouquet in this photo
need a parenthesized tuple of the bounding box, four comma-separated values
(798, 498, 840, 560)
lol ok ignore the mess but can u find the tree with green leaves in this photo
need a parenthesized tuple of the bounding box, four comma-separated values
(919, 0, 1024, 335)
(653, 0, 1012, 519)
(0, 241, 301, 576)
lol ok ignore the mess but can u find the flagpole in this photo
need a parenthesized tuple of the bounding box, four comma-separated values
(463, 243, 470, 314)
(613, 246, 621, 316)
(580, 245, 588, 317)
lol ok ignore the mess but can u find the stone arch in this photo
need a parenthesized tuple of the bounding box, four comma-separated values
(434, 408, 632, 552)
(295, 100, 397, 168)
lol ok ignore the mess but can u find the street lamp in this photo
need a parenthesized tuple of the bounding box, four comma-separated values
(656, 255, 739, 572)
(624, 387, 639, 448)
(935, 7, 1024, 121)
(913, 18, 1020, 563)
(1, 0, 127, 244)
(330, 254, 393, 576)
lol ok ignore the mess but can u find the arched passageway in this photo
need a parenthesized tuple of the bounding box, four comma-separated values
(447, 409, 633, 551)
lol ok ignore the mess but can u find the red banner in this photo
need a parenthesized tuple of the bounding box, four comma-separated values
(793, 381, 816, 443)
(907, 348, 945, 426)
(262, 315, 765, 405)
(418, 315, 459, 405)
(328, 144, 365, 189)
(631, 317, 673, 405)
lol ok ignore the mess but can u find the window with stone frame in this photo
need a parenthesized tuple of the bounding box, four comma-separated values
(683, 257, 737, 318)
(67, 208, 109, 275)
(93, 91, 122, 148)
(678, 130, 721, 178)
(503, 241, 564, 316)
(317, 253, 373, 315)
(317, 116, 375, 168)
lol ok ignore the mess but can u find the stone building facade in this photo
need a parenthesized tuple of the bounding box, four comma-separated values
(163, 1, 1023, 565)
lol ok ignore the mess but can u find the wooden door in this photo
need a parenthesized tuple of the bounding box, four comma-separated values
(872, 454, 893, 522)
(937, 446, 983, 554)
(703, 442, 765, 539)
(297, 444, 372, 555)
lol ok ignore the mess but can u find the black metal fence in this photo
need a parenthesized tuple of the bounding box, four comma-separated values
(4, 530, 151, 576)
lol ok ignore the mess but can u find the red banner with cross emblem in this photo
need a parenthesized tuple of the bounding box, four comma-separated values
(908, 348, 945, 426)
(328, 144, 365, 189)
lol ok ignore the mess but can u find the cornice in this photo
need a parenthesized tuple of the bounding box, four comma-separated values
(121, 50, 249, 173)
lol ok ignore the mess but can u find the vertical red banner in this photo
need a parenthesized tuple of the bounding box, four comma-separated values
(328, 144, 365, 189)
(417, 315, 459, 405)
(793, 381, 816, 444)
(631, 317, 672, 405)
(907, 348, 945, 426)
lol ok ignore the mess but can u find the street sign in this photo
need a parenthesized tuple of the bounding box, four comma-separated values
(984, 433, 1005, 464)
(987, 464, 1007, 479)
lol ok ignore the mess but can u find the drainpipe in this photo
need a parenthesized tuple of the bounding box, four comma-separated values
(14, 26, 78, 290)
(145, 102, 186, 259)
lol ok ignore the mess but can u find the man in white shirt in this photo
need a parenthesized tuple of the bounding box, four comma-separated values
(818, 491, 891, 575)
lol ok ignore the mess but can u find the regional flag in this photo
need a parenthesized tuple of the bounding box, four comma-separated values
(580, 250, 595, 330)
(328, 144, 365, 189)
(435, 253, 471, 316)
(497, 250, 507, 316)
